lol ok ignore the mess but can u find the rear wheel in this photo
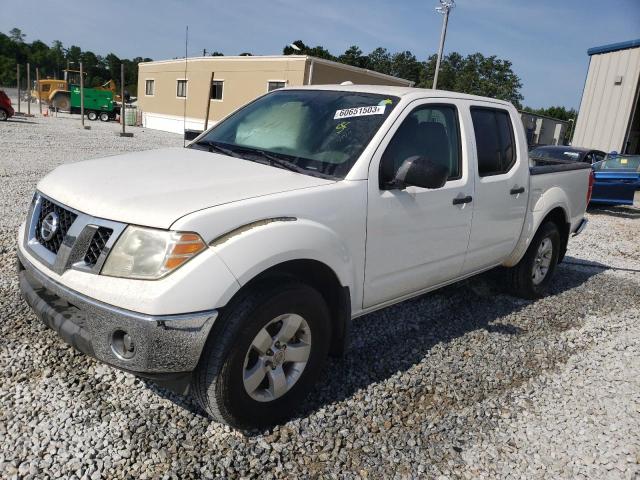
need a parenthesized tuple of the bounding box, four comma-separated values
(0, 109, 7, 121)
(87, 111, 98, 121)
(506, 221, 560, 299)
(99, 112, 110, 122)
(192, 280, 331, 430)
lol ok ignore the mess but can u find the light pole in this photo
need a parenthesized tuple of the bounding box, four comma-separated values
(432, 0, 455, 90)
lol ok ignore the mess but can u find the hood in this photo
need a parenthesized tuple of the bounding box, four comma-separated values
(37, 147, 334, 229)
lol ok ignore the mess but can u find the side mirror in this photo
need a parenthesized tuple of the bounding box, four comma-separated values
(393, 156, 449, 190)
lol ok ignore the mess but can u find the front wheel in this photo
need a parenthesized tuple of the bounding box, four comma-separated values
(192, 280, 331, 430)
(0, 109, 7, 121)
(506, 221, 560, 299)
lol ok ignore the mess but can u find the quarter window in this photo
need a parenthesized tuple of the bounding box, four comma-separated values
(145, 79, 154, 96)
(380, 104, 462, 187)
(211, 80, 223, 100)
(268, 81, 286, 92)
(176, 79, 188, 98)
(470, 107, 516, 177)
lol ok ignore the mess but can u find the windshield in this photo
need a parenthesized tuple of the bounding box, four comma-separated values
(190, 90, 399, 179)
(530, 148, 583, 162)
(594, 154, 640, 171)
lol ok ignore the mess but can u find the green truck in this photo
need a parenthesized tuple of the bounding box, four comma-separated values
(69, 85, 119, 122)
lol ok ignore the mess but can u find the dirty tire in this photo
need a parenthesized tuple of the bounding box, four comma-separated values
(192, 280, 331, 430)
(99, 112, 110, 122)
(0, 109, 7, 121)
(87, 111, 98, 121)
(506, 221, 560, 299)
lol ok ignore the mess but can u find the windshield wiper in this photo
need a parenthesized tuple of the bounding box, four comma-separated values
(231, 147, 309, 175)
(193, 140, 241, 158)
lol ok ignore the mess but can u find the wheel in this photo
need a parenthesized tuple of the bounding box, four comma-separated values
(0, 109, 7, 121)
(506, 221, 560, 299)
(192, 280, 331, 430)
(51, 92, 70, 111)
(99, 112, 110, 122)
(87, 111, 98, 121)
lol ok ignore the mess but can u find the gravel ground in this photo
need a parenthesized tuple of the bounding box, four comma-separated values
(1, 114, 639, 479)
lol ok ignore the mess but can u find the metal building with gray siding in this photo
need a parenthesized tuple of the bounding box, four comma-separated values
(572, 39, 640, 154)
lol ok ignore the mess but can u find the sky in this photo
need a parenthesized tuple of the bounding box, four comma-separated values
(1, 0, 639, 109)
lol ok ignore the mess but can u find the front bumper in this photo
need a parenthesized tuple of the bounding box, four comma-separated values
(17, 249, 218, 394)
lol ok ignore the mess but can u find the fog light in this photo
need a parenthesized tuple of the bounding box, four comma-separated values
(111, 330, 135, 359)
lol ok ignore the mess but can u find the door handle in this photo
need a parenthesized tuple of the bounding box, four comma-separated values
(452, 195, 473, 205)
(510, 186, 525, 195)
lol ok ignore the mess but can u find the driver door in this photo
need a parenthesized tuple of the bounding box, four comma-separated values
(364, 100, 474, 308)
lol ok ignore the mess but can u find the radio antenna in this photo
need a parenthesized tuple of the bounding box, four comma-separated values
(182, 25, 189, 147)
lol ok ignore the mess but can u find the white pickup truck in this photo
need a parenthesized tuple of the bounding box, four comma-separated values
(18, 85, 592, 429)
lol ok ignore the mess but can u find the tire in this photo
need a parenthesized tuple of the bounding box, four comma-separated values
(0, 109, 7, 121)
(99, 112, 110, 122)
(87, 111, 98, 121)
(506, 221, 560, 299)
(192, 280, 331, 430)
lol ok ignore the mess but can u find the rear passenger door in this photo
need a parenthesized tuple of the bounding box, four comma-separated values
(463, 105, 528, 273)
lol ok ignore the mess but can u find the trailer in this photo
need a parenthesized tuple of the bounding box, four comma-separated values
(69, 85, 119, 121)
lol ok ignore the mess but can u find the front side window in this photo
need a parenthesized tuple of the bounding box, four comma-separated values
(268, 81, 286, 92)
(379, 104, 461, 187)
(211, 80, 223, 100)
(145, 79, 154, 96)
(191, 90, 399, 179)
(176, 79, 187, 98)
(471, 107, 516, 177)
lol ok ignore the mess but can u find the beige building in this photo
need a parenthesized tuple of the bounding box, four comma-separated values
(520, 111, 569, 146)
(572, 39, 640, 154)
(137, 55, 413, 134)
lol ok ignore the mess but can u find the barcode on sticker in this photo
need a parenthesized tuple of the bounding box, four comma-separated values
(334, 105, 386, 119)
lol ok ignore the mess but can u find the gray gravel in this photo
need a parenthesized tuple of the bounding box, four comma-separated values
(1, 114, 639, 479)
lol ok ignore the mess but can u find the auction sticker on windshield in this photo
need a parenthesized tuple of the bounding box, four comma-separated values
(334, 105, 386, 119)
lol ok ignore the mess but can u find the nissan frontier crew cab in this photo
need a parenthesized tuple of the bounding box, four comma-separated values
(17, 85, 592, 429)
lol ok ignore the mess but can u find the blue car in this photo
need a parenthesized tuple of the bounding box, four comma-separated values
(590, 155, 640, 206)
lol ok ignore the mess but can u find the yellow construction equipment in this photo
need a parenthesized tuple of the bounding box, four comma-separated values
(31, 70, 121, 111)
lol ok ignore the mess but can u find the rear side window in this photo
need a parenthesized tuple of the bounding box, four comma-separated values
(470, 107, 516, 177)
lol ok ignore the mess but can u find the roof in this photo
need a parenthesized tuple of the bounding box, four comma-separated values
(138, 55, 413, 86)
(519, 110, 571, 125)
(587, 38, 640, 56)
(286, 84, 514, 105)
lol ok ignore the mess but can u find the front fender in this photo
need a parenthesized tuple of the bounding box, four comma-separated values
(211, 218, 358, 307)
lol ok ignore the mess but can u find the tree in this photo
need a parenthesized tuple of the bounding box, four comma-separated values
(9, 28, 25, 43)
(367, 48, 392, 75)
(339, 46, 369, 69)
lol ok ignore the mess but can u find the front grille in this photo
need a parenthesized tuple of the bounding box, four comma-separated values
(35, 198, 77, 254)
(84, 227, 113, 267)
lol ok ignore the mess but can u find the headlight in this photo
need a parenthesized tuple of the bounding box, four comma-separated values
(101, 226, 206, 280)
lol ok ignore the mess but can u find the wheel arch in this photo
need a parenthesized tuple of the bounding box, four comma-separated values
(222, 258, 351, 357)
(503, 202, 571, 267)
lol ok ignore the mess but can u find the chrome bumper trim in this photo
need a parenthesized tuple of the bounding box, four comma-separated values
(17, 248, 218, 373)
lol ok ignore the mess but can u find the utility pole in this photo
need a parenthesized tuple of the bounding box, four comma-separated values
(119, 63, 133, 137)
(36, 68, 42, 114)
(16, 64, 21, 113)
(26, 63, 31, 116)
(80, 61, 89, 129)
(432, 0, 455, 90)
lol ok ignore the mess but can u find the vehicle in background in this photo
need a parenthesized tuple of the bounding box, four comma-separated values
(530, 145, 606, 164)
(17, 86, 591, 429)
(0, 90, 15, 121)
(69, 85, 119, 122)
(32, 71, 122, 109)
(590, 154, 640, 206)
